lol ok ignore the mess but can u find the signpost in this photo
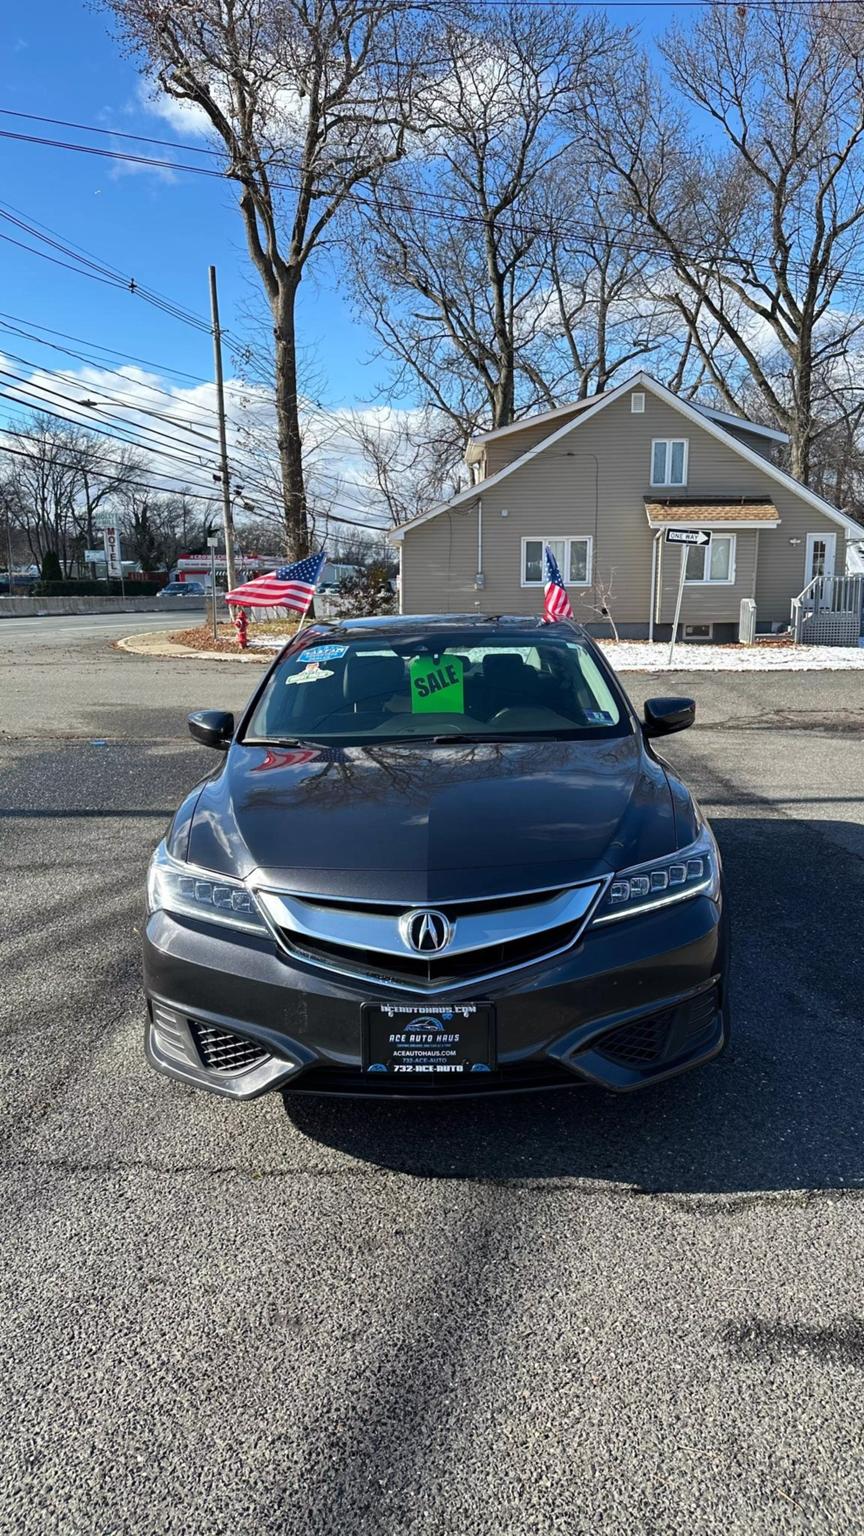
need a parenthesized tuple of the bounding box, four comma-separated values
(207, 535, 219, 640)
(665, 528, 711, 665)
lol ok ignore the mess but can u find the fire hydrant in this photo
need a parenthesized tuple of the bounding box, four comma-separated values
(232, 606, 249, 650)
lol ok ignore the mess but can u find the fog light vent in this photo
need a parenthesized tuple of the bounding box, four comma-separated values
(188, 1022, 269, 1075)
(600, 1010, 673, 1066)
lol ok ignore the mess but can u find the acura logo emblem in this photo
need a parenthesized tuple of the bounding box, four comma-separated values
(399, 908, 452, 954)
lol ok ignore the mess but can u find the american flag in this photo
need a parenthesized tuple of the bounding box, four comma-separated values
(543, 544, 574, 623)
(226, 551, 326, 612)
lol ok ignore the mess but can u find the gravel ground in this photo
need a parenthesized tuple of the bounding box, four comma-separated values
(1, 615, 863, 1535)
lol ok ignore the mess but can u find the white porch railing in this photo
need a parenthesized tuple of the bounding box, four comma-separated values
(791, 573, 864, 644)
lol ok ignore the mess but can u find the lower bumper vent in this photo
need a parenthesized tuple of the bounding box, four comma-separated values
(188, 1022, 269, 1075)
(599, 987, 720, 1068)
(601, 1012, 672, 1066)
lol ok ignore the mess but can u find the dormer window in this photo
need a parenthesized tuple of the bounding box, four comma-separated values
(651, 439, 688, 487)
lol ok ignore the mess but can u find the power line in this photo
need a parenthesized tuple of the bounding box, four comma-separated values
(0, 202, 213, 334)
(0, 427, 221, 503)
(0, 309, 214, 386)
(0, 308, 325, 443)
(0, 400, 395, 534)
(0, 335, 393, 515)
(2, 107, 861, 293)
(0, 368, 222, 477)
(0, 342, 223, 446)
(0, 192, 418, 461)
(0, 316, 217, 411)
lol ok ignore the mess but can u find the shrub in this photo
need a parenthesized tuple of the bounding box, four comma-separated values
(327, 561, 397, 618)
(30, 579, 167, 596)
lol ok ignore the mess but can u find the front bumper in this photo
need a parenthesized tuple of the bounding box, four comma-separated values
(143, 890, 728, 1099)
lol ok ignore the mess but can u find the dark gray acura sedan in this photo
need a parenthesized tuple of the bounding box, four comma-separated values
(144, 615, 728, 1099)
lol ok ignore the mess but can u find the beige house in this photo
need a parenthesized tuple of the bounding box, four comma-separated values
(392, 372, 864, 640)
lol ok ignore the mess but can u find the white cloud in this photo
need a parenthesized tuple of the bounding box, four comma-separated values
(136, 78, 212, 141)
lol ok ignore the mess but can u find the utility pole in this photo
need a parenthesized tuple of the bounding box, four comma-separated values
(208, 264, 237, 595)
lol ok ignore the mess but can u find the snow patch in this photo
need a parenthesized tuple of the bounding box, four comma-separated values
(599, 641, 864, 672)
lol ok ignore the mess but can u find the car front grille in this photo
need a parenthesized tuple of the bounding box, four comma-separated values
(256, 880, 605, 993)
(188, 1022, 270, 1075)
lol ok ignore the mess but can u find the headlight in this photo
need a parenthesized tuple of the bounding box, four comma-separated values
(146, 842, 268, 935)
(592, 824, 719, 925)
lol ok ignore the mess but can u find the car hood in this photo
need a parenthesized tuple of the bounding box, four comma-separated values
(185, 735, 677, 903)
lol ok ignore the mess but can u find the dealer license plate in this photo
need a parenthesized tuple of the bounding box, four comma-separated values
(362, 1002, 496, 1077)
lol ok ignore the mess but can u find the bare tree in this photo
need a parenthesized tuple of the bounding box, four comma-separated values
(344, 407, 464, 528)
(353, 7, 618, 445)
(106, 0, 437, 557)
(2, 416, 164, 575)
(585, 1, 864, 481)
(3, 415, 89, 575)
(66, 439, 144, 550)
(536, 159, 682, 400)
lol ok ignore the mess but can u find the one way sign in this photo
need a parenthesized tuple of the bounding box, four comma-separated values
(665, 527, 712, 546)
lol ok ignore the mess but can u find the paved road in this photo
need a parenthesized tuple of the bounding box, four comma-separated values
(0, 610, 207, 647)
(1, 617, 863, 1535)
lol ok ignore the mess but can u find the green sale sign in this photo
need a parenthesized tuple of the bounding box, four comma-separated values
(409, 654, 465, 714)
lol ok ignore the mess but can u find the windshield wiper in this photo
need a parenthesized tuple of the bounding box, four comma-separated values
(431, 731, 551, 744)
(243, 736, 333, 749)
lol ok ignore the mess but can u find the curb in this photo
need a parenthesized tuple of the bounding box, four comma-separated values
(116, 630, 271, 663)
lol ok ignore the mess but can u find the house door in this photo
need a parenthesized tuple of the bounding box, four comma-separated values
(805, 532, 836, 584)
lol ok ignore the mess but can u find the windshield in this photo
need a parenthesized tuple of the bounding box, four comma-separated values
(244, 630, 629, 745)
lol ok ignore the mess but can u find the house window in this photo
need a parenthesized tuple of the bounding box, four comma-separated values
(651, 438, 688, 486)
(631, 392, 645, 414)
(684, 533, 736, 584)
(683, 623, 713, 641)
(521, 537, 593, 587)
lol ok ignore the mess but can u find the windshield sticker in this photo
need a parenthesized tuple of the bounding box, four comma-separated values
(297, 645, 347, 663)
(409, 654, 465, 714)
(286, 663, 334, 685)
(585, 709, 614, 724)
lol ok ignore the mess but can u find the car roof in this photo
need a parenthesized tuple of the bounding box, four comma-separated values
(305, 614, 586, 641)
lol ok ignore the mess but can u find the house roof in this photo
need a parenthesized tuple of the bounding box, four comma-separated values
(391, 371, 863, 543)
(645, 497, 780, 529)
(465, 397, 596, 459)
(694, 406, 789, 444)
(466, 394, 788, 458)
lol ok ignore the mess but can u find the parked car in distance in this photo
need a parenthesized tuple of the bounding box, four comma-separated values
(144, 615, 729, 1100)
(158, 580, 206, 598)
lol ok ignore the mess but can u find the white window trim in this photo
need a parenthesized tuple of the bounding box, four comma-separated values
(650, 437, 689, 488)
(521, 535, 593, 588)
(684, 532, 737, 585)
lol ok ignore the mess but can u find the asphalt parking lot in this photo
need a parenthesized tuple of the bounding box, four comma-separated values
(1, 615, 863, 1536)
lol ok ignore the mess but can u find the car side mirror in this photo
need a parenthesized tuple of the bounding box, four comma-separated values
(188, 709, 234, 751)
(643, 696, 695, 738)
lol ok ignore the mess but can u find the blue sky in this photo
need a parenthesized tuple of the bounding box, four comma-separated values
(0, 0, 375, 408)
(0, 0, 671, 421)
